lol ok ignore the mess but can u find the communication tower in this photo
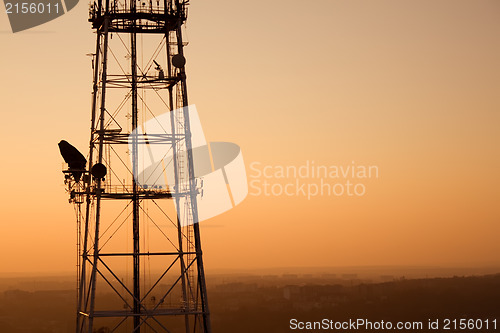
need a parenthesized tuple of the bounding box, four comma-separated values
(62, 1, 211, 332)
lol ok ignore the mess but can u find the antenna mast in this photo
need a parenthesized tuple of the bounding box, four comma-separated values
(63, 1, 212, 332)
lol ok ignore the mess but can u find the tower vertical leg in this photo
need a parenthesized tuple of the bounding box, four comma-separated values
(87, 15, 110, 333)
(166, 33, 191, 333)
(174, 20, 212, 333)
(130, 8, 141, 332)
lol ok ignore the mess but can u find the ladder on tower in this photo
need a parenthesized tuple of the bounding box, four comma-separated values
(173, 66, 197, 312)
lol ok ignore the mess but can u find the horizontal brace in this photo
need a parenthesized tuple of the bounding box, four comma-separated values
(62, 169, 89, 174)
(106, 81, 180, 90)
(94, 252, 197, 257)
(100, 193, 172, 200)
(107, 74, 181, 82)
(84, 309, 204, 318)
(72, 191, 193, 199)
(92, 132, 185, 145)
(91, 11, 184, 22)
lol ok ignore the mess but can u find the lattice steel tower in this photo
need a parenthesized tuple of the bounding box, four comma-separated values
(62, 0, 211, 332)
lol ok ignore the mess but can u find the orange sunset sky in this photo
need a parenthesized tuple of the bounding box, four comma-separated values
(0, 0, 499, 274)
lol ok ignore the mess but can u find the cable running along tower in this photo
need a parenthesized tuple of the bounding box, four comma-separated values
(62, 1, 211, 332)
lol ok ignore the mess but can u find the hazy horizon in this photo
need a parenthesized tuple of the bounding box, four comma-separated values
(1, 263, 499, 278)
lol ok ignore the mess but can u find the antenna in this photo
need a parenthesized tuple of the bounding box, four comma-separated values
(153, 60, 164, 79)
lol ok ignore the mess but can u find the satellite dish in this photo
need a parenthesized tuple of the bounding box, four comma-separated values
(91, 163, 107, 179)
(172, 54, 186, 68)
(58, 140, 87, 182)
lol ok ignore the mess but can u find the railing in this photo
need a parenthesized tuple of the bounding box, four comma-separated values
(104, 183, 171, 194)
(89, 0, 186, 22)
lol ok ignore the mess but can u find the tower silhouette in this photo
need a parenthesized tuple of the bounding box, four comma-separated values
(62, 1, 212, 332)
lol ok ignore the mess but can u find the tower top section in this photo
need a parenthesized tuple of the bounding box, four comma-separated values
(89, 0, 188, 32)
